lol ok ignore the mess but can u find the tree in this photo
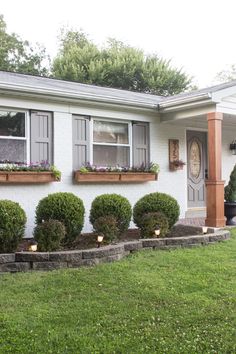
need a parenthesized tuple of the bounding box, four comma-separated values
(215, 64, 236, 83)
(52, 29, 192, 96)
(0, 15, 49, 76)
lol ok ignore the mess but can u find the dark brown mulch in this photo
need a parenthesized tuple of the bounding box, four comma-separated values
(18, 224, 205, 252)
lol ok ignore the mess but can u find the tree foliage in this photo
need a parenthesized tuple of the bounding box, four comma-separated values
(52, 29, 192, 96)
(0, 15, 49, 75)
(0, 16, 192, 95)
(216, 64, 236, 83)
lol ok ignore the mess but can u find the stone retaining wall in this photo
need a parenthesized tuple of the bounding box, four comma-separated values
(0, 230, 230, 273)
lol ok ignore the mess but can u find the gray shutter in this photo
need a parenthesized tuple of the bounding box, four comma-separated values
(132, 122, 149, 167)
(73, 115, 90, 169)
(30, 111, 53, 164)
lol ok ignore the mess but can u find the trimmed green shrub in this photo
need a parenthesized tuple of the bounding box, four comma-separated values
(225, 164, 236, 202)
(35, 192, 85, 244)
(139, 212, 169, 238)
(133, 192, 180, 229)
(93, 216, 119, 243)
(90, 194, 132, 236)
(0, 200, 27, 253)
(34, 219, 66, 252)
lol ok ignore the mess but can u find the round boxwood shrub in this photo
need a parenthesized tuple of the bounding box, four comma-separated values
(35, 192, 85, 245)
(133, 192, 180, 229)
(0, 200, 27, 253)
(34, 219, 66, 252)
(90, 194, 132, 236)
(93, 216, 119, 243)
(139, 212, 169, 238)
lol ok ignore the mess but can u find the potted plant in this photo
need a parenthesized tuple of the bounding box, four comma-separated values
(169, 159, 186, 171)
(224, 164, 236, 225)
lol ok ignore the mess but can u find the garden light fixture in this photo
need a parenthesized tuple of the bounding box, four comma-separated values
(154, 225, 160, 237)
(28, 239, 38, 252)
(202, 226, 208, 234)
(97, 234, 104, 248)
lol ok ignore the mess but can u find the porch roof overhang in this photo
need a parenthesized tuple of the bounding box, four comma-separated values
(159, 80, 236, 124)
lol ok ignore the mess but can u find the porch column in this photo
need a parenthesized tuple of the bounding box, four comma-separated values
(205, 112, 226, 227)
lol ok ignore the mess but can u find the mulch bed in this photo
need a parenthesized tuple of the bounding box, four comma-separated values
(18, 224, 204, 252)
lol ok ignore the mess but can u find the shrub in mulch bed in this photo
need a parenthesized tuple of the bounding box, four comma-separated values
(90, 194, 132, 237)
(0, 200, 27, 253)
(17, 225, 208, 252)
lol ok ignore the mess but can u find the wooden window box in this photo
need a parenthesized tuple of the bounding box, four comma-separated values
(0, 171, 59, 183)
(74, 171, 158, 183)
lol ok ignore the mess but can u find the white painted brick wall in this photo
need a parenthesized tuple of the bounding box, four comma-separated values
(0, 95, 234, 237)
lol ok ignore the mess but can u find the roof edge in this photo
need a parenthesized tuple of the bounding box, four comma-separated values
(158, 92, 212, 111)
(0, 82, 158, 111)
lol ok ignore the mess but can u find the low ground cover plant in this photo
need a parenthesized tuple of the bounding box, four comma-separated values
(90, 194, 132, 237)
(0, 200, 26, 252)
(35, 192, 85, 245)
(133, 192, 180, 230)
(34, 219, 66, 251)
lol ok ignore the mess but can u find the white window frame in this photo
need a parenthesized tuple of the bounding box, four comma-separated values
(91, 117, 132, 167)
(0, 108, 30, 165)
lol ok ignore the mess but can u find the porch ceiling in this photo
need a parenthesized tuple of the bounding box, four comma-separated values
(162, 112, 236, 128)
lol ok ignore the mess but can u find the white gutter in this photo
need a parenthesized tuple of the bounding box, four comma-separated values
(158, 92, 212, 110)
(0, 82, 159, 110)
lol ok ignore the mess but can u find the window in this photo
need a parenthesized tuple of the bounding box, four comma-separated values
(72, 115, 149, 169)
(0, 111, 27, 164)
(93, 120, 131, 167)
(0, 109, 53, 165)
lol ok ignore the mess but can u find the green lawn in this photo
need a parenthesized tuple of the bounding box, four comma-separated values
(0, 231, 236, 354)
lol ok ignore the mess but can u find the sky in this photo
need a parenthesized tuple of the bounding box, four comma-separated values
(1, 0, 236, 88)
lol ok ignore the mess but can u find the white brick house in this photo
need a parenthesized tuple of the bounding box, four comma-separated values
(1, 71, 236, 236)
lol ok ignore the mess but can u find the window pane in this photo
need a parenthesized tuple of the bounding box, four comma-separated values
(93, 145, 130, 167)
(93, 121, 128, 144)
(0, 139, 26, 163)
(0, 111, 25, 137)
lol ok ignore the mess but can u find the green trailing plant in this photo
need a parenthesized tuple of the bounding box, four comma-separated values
(148, 162, 160, 173)
(50, 165, 61, 181)
(35, 192, 85, 245)
(139, 212, 169, 238)
(93, 216, 119, 243)
(34, 219, 66, 252)
(79, 166, 89, 173)
(90, 194, 132, 236)
(225, 164, 236, 202)
(133, 192, 180, 229)
(0, 200, 27, 252)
